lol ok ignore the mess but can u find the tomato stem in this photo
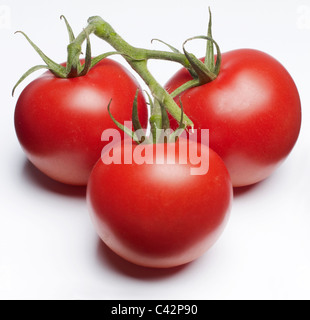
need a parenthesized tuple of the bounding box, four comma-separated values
(12, 22, 110, 94)
(72, 17, 197, 128)
(13, 10, 222, 131)
(80, 14, 221, 128)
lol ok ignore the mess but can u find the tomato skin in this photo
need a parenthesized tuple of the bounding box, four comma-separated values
(165, 49, 302, 187)
(87, 141, 232, 268)
(14, 59, 148, 186)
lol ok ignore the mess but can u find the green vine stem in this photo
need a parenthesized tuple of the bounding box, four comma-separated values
(13, 10, 222, 133)
(69, 17, 195, 128)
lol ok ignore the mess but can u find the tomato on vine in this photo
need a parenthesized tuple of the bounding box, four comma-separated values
(87, 139, 232, 268)
(87, 95, 233, 268)
(13, 17, 148, 186)
(165, 13, 302, 187)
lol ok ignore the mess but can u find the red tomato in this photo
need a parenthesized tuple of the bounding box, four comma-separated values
(165, 49, 302, 187)
(87, 139, 232, 268)
(14, 59, 148, 186)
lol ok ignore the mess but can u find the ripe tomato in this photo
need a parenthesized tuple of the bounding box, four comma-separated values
(14, 59, 148, 186)
(87, 139, 232, 268)
(166, 49, 302, 187)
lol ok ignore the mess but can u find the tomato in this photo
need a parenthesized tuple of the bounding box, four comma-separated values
(87, 139, 232, 268)
(14, 59, 148, 186)
(165, 49, 302, 187)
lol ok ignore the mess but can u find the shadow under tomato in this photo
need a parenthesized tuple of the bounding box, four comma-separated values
(22, 159, 86, 198)
(233, 178, 271, 198)
(233, 184, 259, 197)
(96, 238, 189, 280)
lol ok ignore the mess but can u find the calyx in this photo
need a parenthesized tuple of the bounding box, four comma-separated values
(12, 16, 117, 96)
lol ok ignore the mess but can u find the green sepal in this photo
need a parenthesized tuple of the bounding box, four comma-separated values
(90, 51, 124, 69)
(15, 31, 67, 78)
(132, 89, 149, 144)
(206, 7, 215, 72)
(169, 97, 186, 143)
(183, 35, 221, 85)
(60, 15, 76, 43)
(78, 29, 92, 76)
(177, 97, 186, 130)
(12, 65, 48, 96)
(144, 90, 155, 113)
(107, 100, 141, 144)
(151, 39, 181, 54)
(183, 38, 216, 84)
(60, 15, 83, 75)
(194, 35, 222, 76)
(132, 90, 142, 132)
(144, 90, 161, 144)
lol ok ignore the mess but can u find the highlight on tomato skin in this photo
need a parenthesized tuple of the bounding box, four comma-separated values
(87, 138, 233, 269)
(165, 49, 302, 187)
(14, 59, 148, 186)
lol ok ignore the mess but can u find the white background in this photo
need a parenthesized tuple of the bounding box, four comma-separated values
(1, 0, 310, 300)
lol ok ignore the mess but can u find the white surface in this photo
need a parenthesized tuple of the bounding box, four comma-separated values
(1, 0, 310, 300)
